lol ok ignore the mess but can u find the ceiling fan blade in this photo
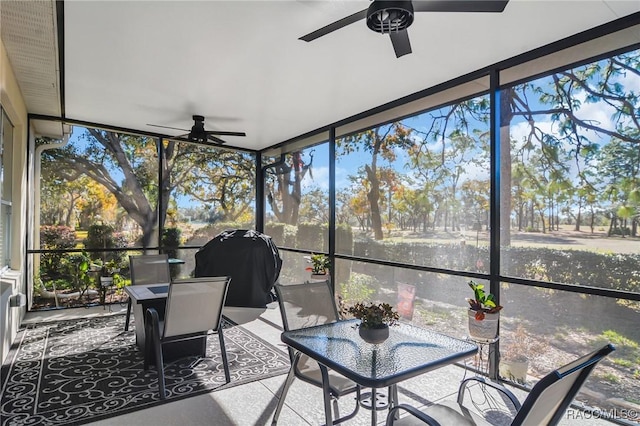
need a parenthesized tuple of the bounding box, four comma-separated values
(413, 0, 509, 13)
(207, 135, 227, 144)
(206, 130, 246, 137)
(299, 8, 368, 42)
(390, 30, 412, 58)
(146, 124, 189, 132)
(168, 136, 224, 147)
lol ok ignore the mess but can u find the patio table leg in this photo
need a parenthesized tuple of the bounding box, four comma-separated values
(370, 388, 377, 426)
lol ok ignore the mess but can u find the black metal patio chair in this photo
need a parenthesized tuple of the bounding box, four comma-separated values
(385, 343, 615, 426)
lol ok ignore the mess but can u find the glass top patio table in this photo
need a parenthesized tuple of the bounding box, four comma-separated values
(281, 319, 478, 389)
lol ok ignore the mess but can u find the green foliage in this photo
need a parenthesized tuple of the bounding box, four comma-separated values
(100, 259, 121, 277)
(162, 228, 182, 249)
(599, 372, 620, 384)
(467, 280, 503, 320)
(162, 227, 182, 279)
(83, 224, 126, 264)
(307, 253, 330, 274)
(610, 227, 631, 236)
(347, 302, 399, 329)
(297, 222, 326, 252)
(601, 330, 638, 349)
(264, 223, 285, 244)
(340, 273, 376, 305)
(67, 251, 93, 292)
(352, 240, 640, 294)
(612, 358, 634, 368)
(336, 223, 354, 255)
(39, 226, 77, 280)
(264, 222, 297, 248)
(44, 278, 74, 292)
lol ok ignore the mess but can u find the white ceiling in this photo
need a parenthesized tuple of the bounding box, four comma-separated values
(8, 1, 640, 150)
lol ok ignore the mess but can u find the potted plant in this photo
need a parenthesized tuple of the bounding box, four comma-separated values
(500, 324, 547, 385)
(347, 302, 400, 344)
(467, 280, 503, 341)
(306, 253, 330, 279)
(99, 259, 121, 304)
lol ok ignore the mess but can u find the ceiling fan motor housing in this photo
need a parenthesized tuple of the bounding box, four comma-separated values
(189, 115, 207, 141)
(366, 0, 414, 34)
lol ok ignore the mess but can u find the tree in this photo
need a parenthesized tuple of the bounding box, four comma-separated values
(299, 186, 329, 223)
(179, 148, 255, 222)
(265, 151, 313, 225)
(337, 124, 413, 240)
(40, 130, 242, 247)
(460, 179, 490, 231)
(500, 49, 640, 243)
(597, 139, 640, 237)
(406, 99, 490, 233)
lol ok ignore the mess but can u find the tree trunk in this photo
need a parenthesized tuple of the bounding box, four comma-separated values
(366, 164, 384, 240)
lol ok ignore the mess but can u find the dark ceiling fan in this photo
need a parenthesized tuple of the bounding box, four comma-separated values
(147, 115, 246, 145)
(300, 0, 509, 58)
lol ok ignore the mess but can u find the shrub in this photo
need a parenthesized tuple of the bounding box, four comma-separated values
(297, 222, 325, 251)
(162, 227, 182, 279)
(39, 226, 77, 280)
(84, 224, 127, 268)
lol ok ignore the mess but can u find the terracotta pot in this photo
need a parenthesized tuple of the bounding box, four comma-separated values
(467, 309, 499, 341)
(358, 325, 389, 344)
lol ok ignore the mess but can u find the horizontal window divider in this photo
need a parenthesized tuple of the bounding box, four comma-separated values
(28, 247, 162, 254)
(500, 276, 640, 301)
(278, 247, 327, 256)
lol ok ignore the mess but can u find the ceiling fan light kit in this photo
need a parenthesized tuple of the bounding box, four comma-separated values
(188, 115, 208, 142)
(366, 1, 414, 34)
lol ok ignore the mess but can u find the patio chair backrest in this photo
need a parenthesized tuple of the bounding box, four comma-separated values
(512, 343, 615, 425)
(275, 280, 340, 332)
(129, 254, 171, 286)
(275, 280, 359, 395)
(163, 276, 231, 339)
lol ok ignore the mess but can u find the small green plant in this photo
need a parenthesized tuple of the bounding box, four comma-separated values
(612, 358, 634, 368)
(467, 280, 503, 320)
(601, 330, 638, 348)
(347, 302, 399, 329)
(100, 259, 121, 277)
(599, 372, 620, 384)
(306, 253, 330, 275)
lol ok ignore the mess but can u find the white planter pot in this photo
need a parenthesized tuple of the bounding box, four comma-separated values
(467, 309, 499, 341)
(100, 276, 114, 287)
(500, 359, 529, 384)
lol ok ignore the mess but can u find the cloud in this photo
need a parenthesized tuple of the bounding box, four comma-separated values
(302, 165, 329, 191)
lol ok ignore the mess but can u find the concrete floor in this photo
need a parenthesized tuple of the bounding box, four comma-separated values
(20, 304, 615, 426)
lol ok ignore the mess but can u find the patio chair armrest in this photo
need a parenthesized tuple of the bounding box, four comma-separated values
(143, 307, 162, 370)
(144, 307, 161, 331)
(385, 404, 442, 426)
(457, 376, 522, 410)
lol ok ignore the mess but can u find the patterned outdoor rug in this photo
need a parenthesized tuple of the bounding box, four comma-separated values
(1, 314, 290, 426)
